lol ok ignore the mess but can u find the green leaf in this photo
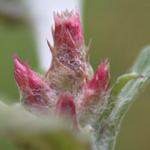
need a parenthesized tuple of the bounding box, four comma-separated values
(95, 72, 140, 130)
(111, 72, 140, 96)
(96, 46, 150, 150)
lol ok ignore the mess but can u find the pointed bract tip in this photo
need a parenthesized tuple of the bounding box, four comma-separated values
(13, 54, 25, 70)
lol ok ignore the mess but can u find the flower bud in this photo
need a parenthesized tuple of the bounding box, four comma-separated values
(53, 9, 84, 49)
(78, 61, 110, 126)
(56, 93, 78, 129)
(13, 9, 111, 133)
(13, 54, 51, 112)
(45, 10, 87, 94)
(87, 60, 110, 99)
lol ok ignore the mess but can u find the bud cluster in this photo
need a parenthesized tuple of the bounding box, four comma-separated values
(13, 9, 111, 131)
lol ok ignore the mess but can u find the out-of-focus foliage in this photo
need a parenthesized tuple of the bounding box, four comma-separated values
(0, 102, 91, 150)
(0, 20, 38, 102)
(0, 0, 28, 21)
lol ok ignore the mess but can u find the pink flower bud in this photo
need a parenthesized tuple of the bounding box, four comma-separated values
(45, 10, 87, 93)
(13, 54, 41, 91)
(13, 54, 51, 112)
(87, 60, 111, 98)
(53, 9, 84, 49)
(81, 60, 111, 104)
(78, 61, 110, 125)
(13, 9, 111, 131)
(56, 93, 78, 129)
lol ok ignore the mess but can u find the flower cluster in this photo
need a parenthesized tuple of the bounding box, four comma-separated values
(13, 10, 110, 130)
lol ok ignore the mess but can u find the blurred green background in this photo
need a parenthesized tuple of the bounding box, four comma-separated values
(0, 0, 150, 149)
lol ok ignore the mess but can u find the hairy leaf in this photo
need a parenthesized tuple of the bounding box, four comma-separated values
(96, 46, 150, 150)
